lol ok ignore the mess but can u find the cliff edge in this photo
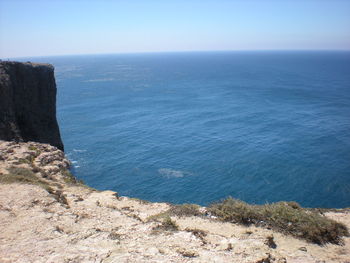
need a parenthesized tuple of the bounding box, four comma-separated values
(0, 140, 349, 263)
(0, 61, 64, 151)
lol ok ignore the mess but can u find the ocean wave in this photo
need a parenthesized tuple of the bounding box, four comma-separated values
(158, 168, 192, 178)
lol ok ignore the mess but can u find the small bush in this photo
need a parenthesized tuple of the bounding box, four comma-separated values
(147, 203, 202, 223)
(161, 216, 179, 231)
(185, 228, 207, 238)
(208, 197, 349, 245)
(152, 215, 179, 234)
(23, 154, 35, 164)
(168, 203, 202, 217)
(28, 145, 38, 151)
(209, 198, 258, 224)
(108, 232, 121, 240)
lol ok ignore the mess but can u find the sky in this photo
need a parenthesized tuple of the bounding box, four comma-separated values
(0, 0, 350, 58)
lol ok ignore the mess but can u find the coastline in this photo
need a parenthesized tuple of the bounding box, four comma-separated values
(1, 140, 349, 262)
(1, 61, 349, 262)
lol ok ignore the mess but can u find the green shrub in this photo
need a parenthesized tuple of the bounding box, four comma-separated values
(208, 197, 349, 245)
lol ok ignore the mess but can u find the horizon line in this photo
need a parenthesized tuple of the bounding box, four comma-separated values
(2, 48, 350, 60)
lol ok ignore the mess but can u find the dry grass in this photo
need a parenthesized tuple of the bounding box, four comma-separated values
(147, 203, 202, 223)
(168, 203, 202, 217)
(1, 167, 51, 191)
(130, 197, 151, 204)
(208, 197, 349, 245)
(162, 216, 179, 230)
(152, 215, 179, 234)
(60, 168, 84, 185)
(1, 167, 69, 206)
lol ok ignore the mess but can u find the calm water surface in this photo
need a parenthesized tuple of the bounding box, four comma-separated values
(25, 51, 350, 207)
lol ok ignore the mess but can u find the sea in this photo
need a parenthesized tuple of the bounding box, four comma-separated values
(21, 51, 350, 208)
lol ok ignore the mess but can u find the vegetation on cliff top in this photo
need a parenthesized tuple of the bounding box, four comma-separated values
(0, 167, 52, 191)
(208, 197, 349, 245)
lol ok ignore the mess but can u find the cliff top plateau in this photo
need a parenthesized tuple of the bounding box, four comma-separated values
(0, 140, 349, 263)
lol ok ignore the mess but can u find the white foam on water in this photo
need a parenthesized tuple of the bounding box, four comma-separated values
(73, 149, 87, 153)
(158, 168, 192, 178)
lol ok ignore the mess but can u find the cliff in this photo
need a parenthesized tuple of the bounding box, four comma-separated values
(0, 140, 349, 263)
(0, 61, 64, 151)
(0, 62, 349, 262)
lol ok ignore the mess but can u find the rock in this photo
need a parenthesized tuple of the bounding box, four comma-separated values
(265, 235, 277, 249)
(217, 239, 233, 251)
(176, 248, 199, 258)
(146, 247, 159, 256)
(0, 61, 64, 151)
(299, 246, 307, 252)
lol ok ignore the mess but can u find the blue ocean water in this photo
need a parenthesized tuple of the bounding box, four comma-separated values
(25, 51, 350, 208)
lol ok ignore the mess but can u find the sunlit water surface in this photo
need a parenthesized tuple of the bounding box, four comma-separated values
(25, 51, 350, 207)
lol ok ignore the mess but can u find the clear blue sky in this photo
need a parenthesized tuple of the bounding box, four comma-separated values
(1, 0, 349, 58)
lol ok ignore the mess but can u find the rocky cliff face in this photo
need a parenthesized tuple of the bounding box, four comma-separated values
(0, 61, 64, 151)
